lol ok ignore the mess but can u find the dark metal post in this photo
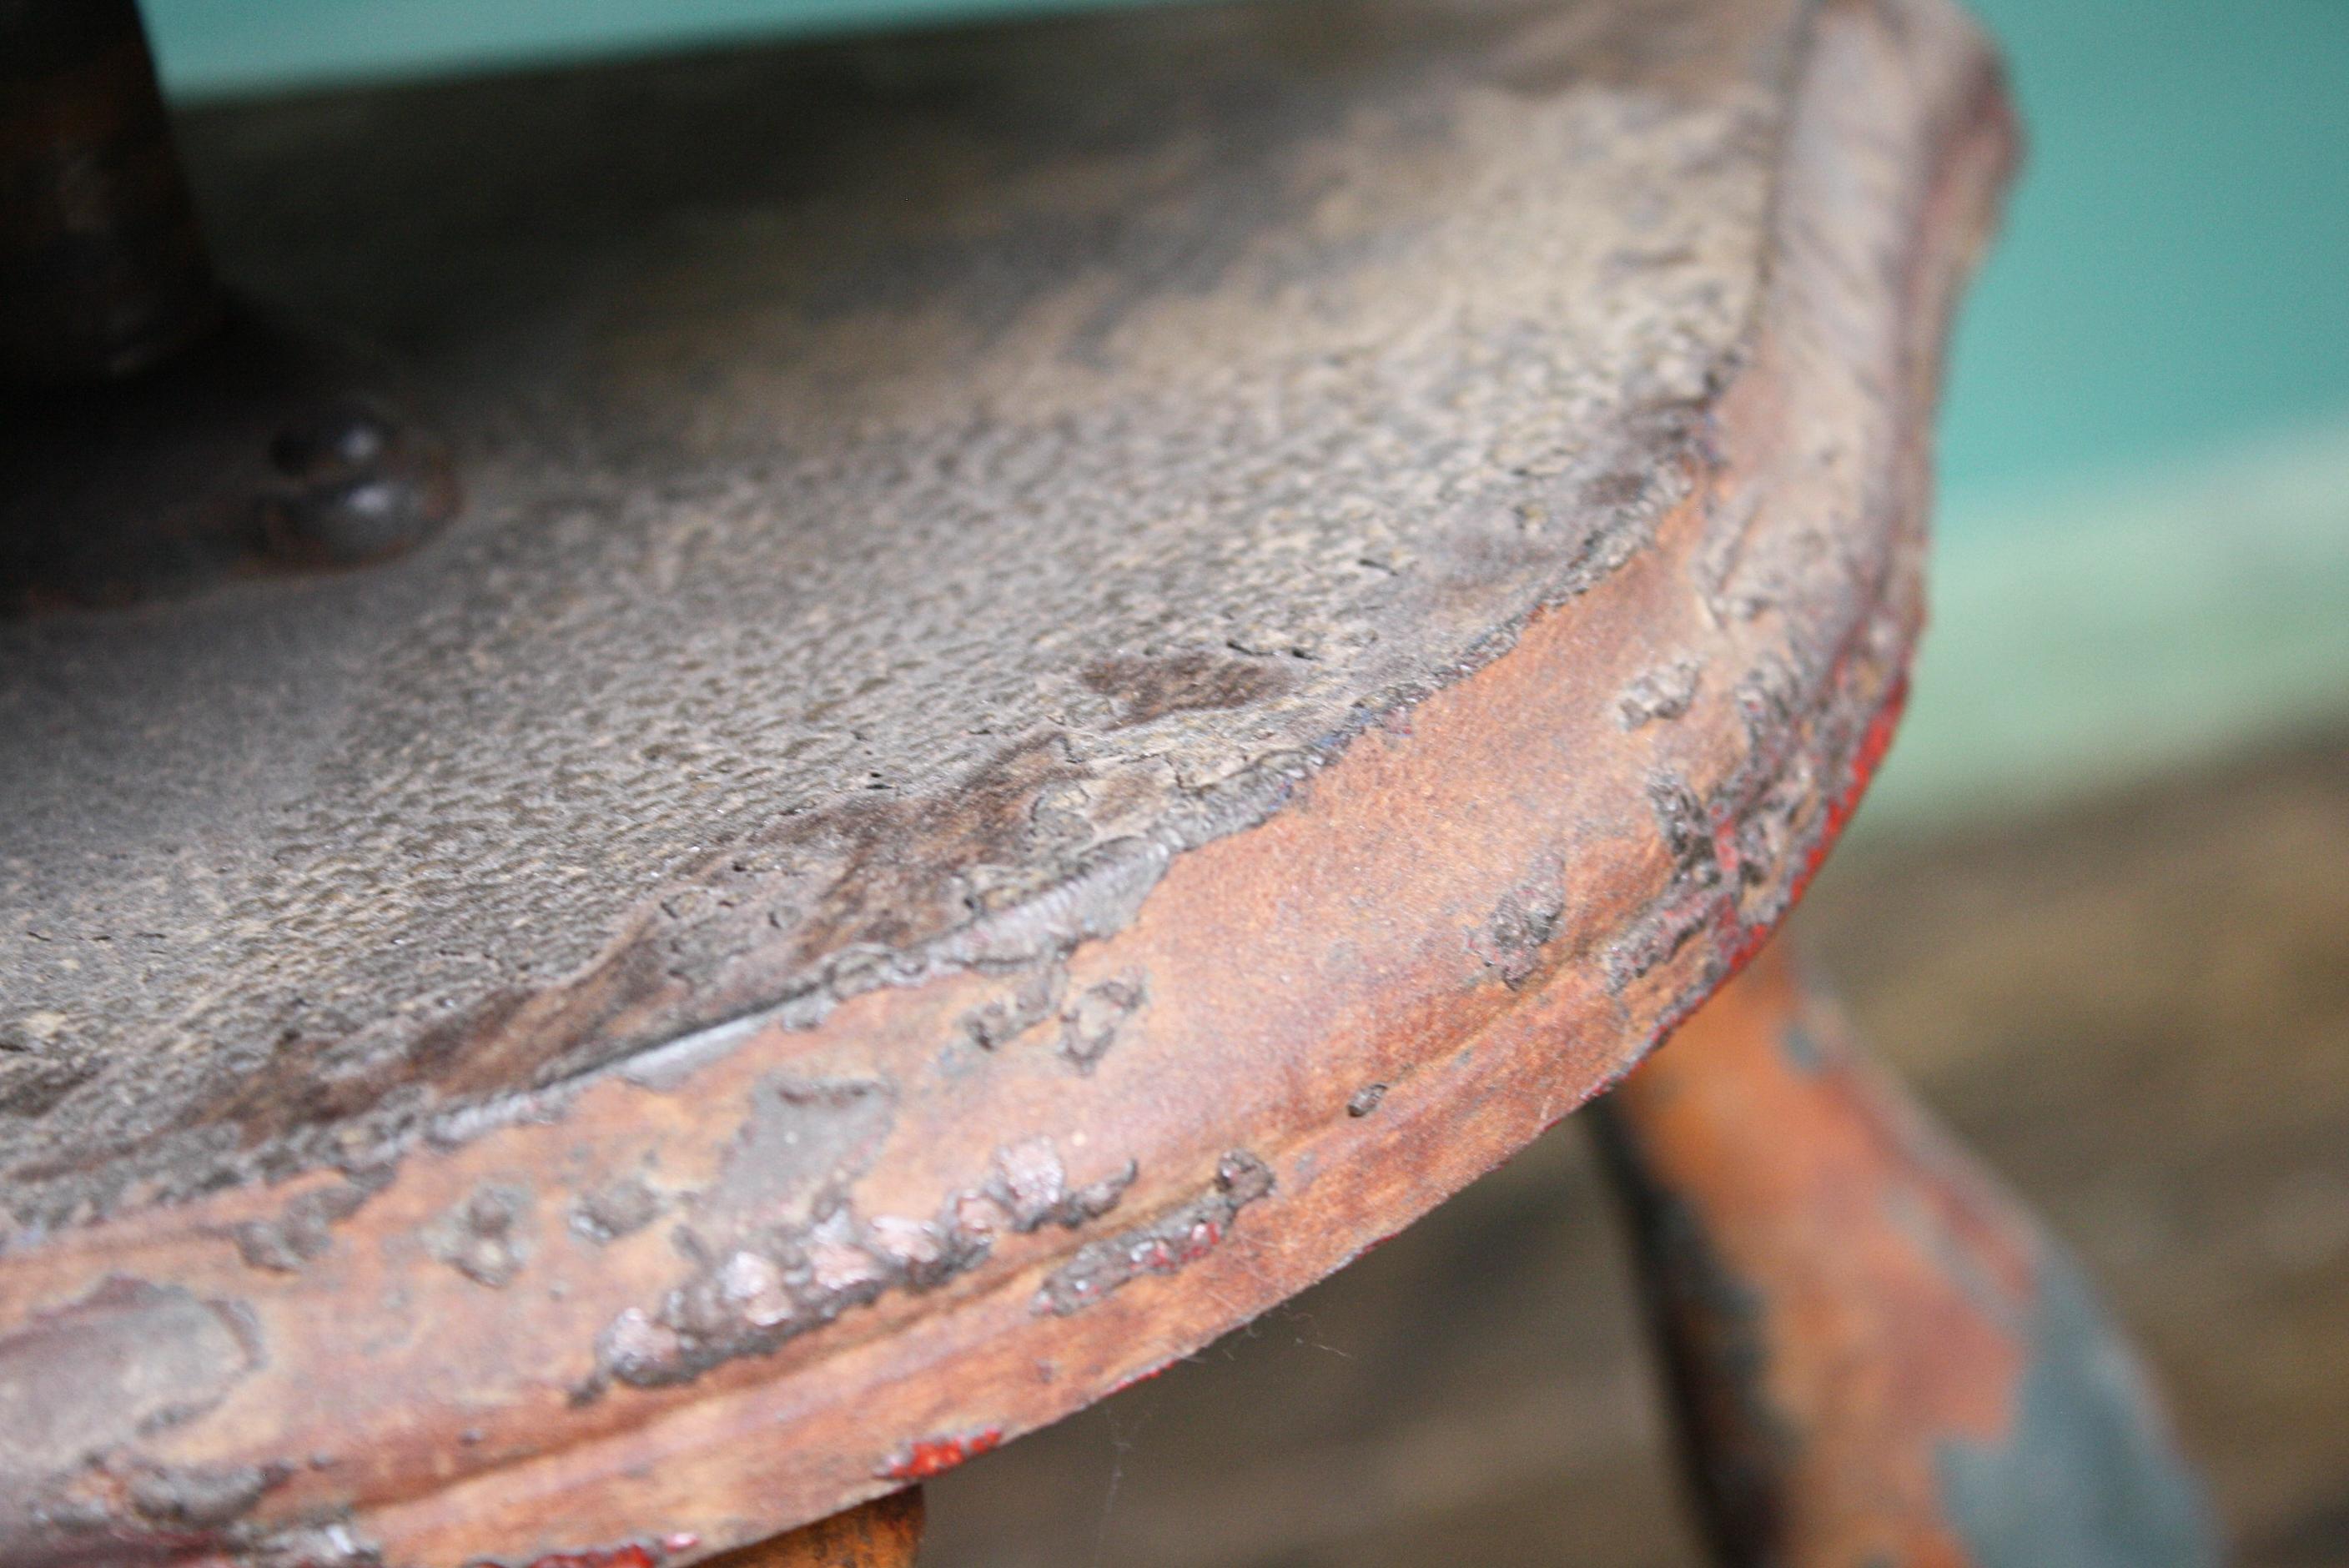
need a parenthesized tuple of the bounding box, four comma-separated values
(0, 0, 222, 382)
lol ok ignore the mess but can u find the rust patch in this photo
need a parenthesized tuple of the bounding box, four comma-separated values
(1038, 1152, 1275, 1316)
(1080, 651, 1290, 729)
(1599, 944, 2212, 1566)
(958, 963, 1065, 1051)
(570, 1178, 665, 1245)
(1469, 868, 1567, 989)
(1607, 619, 1909, 1003)
(596, 1135, 1135, 1390)
(0, 0, 2019, 1555)
(427, 1183, 536, 1288)
(1057, 973, 1146, 1072)
(1619, 657, 1703, 728)
(882, 1429, 1002, 1481)
(230, 1167, 392, 1273)
(127, 1460, 292, 1529)
(983, 1138, 1139, 1232)
(0, 1277, 262, 1491)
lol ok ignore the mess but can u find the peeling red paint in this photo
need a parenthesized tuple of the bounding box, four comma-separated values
(517, 1534, 697, 1568)
(1103, 1359, 1174, 1398)
(882, 1429, 1002, 1480)
(1718, 671, 1908, 977)
(521, 1547, 658, 1568)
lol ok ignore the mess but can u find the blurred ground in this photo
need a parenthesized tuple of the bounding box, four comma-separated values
(921, 728, 2349, 1566)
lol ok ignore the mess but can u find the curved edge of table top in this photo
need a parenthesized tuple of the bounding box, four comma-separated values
(0, 0, 2014, 1561)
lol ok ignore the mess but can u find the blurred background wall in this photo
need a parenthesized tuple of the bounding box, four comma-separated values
(138, 2, 2349, 1562)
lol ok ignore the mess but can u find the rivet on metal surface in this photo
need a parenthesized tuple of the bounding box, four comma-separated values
(0, 0, 223, 384)
(261, 401, 454, 566)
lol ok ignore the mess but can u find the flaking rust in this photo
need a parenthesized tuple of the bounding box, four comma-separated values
(231, 1164, 394, 1273)
(126, 1460, 293, 1530)
(1057, 973, 1145, 1072)
(1597, 946, 2216, 1566)
(427, 1183, 536, 1288)
(1606, 596, 1910, 1003)
(595, 1134, 1139, 1390)
(570, 1177, 665, 1244)
(958, 963, 1065, 1051)
(1617, 657, 1703, 728)
(1470, 866, 1569, 990)
(1038, 1152, 1274, 1316)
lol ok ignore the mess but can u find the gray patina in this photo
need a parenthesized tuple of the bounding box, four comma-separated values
(0, 0, 1800, 1232)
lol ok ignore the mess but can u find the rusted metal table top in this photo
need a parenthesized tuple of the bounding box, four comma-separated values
(0, 0, 2011, 1559)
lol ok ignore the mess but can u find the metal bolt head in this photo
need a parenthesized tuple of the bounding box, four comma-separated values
(259, 400, 454, 567)
(269, 405, 392, 478)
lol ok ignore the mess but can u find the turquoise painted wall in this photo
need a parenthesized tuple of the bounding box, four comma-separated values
(143, 0, 2349, 823)
(1940, 0, 2349, 506)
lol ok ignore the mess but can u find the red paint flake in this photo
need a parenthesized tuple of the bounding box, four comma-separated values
(1720, 671, 1908, 974)
(1104, 1359, 1174, 1398)
(883, 1428, 1003, 1480)
(1177, 1218, 1223, 1263)
(517, 1533, 701, 1568)
(522, 1547, 660, 1568)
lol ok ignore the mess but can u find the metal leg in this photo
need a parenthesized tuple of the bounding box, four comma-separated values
(707, 1490, 925, 1568)
(1592, 941, 2219, 1567)
(0, 0, 459, 608)
(0, 0, 222, 383)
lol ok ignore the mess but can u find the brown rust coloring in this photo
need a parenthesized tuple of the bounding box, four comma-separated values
(1038, 1152, 1276, 1317)
(229, 1166, 391, 1274)
(0, 0, 2016, 1560)
(1594, 942, 2218, 1567)
(425, 1183, 537, 1289)
(712, 1491, 921, 1568)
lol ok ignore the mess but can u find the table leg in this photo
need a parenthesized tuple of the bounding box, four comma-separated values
(1, 0, 221, 383)
(705, 1489, 924, 1568)
(1591, 941, 2219, 1567)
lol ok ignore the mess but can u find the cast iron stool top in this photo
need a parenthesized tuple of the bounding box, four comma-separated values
(0, 0, 2199, 1562)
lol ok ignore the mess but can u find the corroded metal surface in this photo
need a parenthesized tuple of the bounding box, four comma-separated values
(0, 0, 2013, 1560)
(0, 0, 1798, 1226)
(1595, 942, 2218, 1567)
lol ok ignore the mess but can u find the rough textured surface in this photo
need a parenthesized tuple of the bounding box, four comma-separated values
(0, 0, 2014, 1560)
(1, 0, 1784, 1229)
(906, 734, 2349, 1568)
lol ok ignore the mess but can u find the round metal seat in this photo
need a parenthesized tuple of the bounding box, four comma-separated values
(0, 1, 2211, 1563)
